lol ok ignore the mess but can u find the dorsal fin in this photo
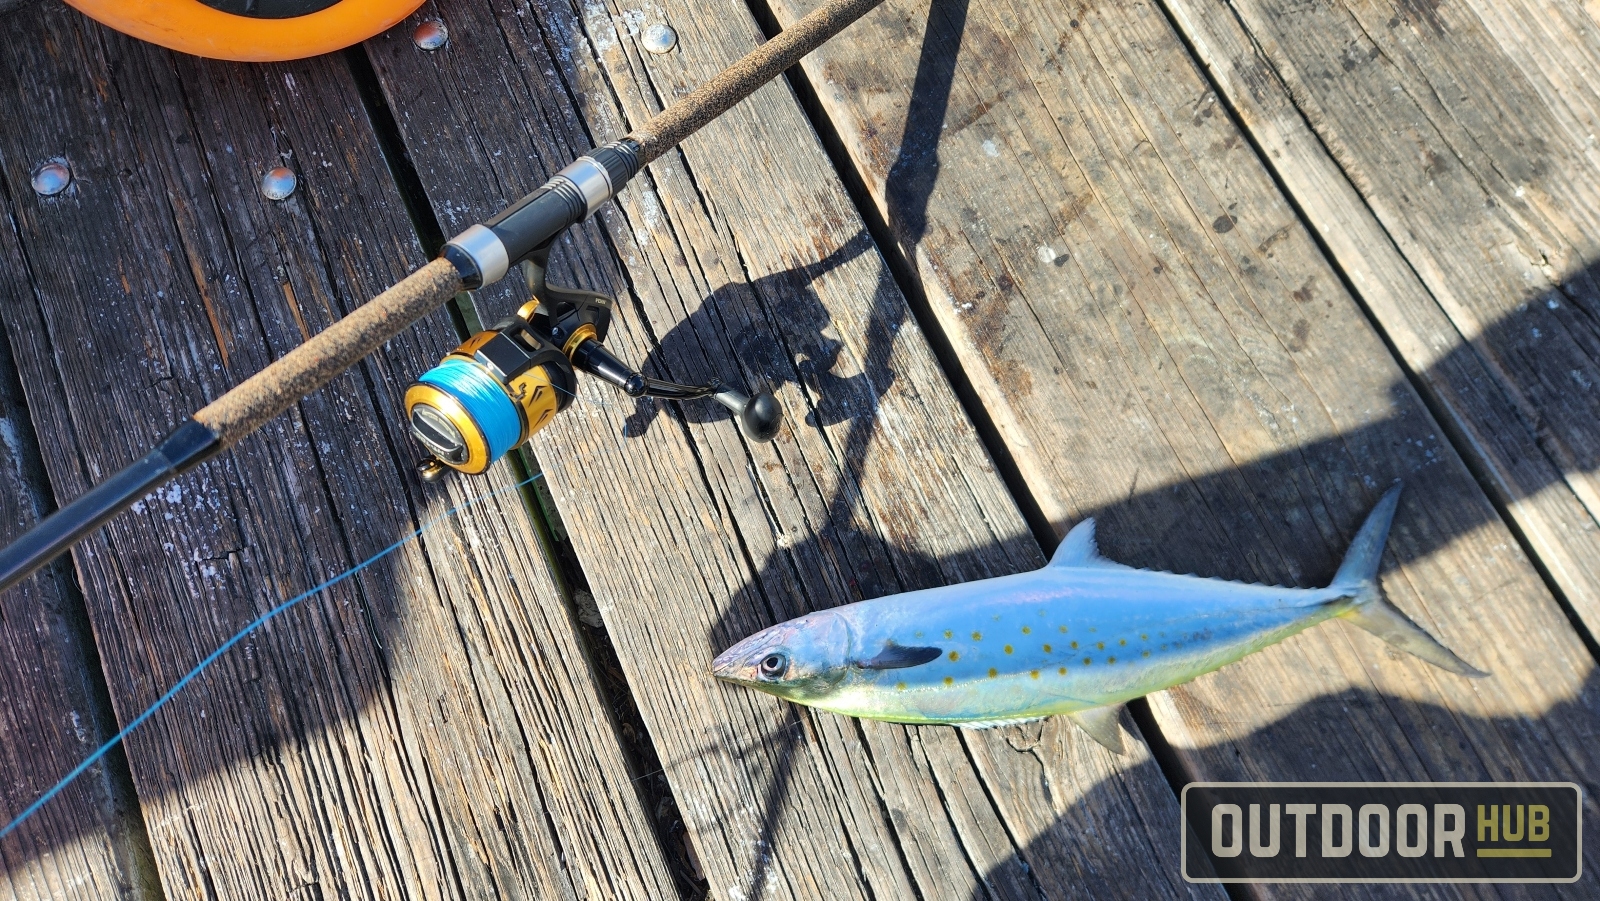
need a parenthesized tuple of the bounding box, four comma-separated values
(1050, 518, 1101, 567)
(1049, 518, 1139, 571)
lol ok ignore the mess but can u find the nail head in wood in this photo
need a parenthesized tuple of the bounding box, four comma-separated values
(642, 23, 677, 54)
(413, 19, 448, 51)
(260, 166, 297, 201)
(31, 160, 71, 196)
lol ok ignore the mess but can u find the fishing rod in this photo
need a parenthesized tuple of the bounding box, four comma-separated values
(0, 0, 889, 594)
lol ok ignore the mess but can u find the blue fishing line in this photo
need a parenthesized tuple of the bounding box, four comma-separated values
(0, 471, 542, 841)
(419, 357, 523, 462)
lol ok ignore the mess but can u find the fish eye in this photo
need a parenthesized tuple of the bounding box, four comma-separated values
(757, 652, 789, 680)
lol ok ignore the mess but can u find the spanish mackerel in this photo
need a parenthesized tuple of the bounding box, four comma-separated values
(712, 484, 1484, 752)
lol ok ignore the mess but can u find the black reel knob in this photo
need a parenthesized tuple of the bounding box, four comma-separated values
(715, 388, 783, 443)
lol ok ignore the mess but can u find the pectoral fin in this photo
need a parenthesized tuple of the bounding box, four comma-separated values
(857, 643, 943, 670)
(1066, 705, 1126, 754)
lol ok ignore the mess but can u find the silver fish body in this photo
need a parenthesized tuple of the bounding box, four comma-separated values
(712, 484, 1484, 751)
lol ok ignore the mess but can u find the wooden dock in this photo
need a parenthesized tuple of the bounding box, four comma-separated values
(2, 0, 1598, 895)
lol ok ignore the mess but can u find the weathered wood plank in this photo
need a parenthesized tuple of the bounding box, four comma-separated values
(767, 0, 1600, 892)
(366, 0, 1216, 897)
(0, 301, 153, 899)
(0, 5, 675, 898)
(1160, 0, 1600, 652)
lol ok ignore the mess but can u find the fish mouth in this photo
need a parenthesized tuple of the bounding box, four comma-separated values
(710, 633, 778, 684)
(709, 647, 743, 681)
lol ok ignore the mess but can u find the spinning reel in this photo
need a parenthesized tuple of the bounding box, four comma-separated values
(405, 241, 783, 480)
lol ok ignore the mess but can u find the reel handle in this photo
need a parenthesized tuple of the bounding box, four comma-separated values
(569, 339, 782, 441)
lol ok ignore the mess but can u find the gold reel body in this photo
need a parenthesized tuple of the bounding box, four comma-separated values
(404, 325, 571, 476)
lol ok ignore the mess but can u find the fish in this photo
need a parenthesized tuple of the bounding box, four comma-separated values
(711, 484, 1485, 753)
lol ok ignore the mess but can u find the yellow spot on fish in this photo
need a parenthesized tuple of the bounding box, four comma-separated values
(1021, 625, 1031, 634)
(1140, 634, 1148, 641)
(1058, 667, 1067, 675)
(1070, 641, 1079, 649)
(1096, 642, 1104, 650)
(949, 651, 960, 661)
(1004, 645, 1014, 654)
(944, 630, 953, 639)
(915, 631, 924, 638)
(1142, 650, 1150, 657)
(1030, 670, 1039, 679)
(1059, 625, 1068, 633)
(1119, 639, 1126, 646)
(896, 682, 906, 690)
(944, 676, 954, 686)
(1089, 627, 1098, 632)
(1083, 657, 1092, 665)
(1108, 656, 1116, 664)
(1043, 644, 1052, 653)
(973, 631, 983, 641)
(988, 668, 998, 678)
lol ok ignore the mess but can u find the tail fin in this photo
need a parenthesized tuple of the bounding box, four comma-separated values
(1331, 482, 1489, 678)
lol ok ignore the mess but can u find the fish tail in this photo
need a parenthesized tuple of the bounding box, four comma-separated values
(1330, 482, 1488, 678)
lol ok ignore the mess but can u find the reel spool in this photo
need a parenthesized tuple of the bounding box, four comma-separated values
(406, 251, 782, 481)
(405, 313, 575, 477)
(64, 0, 425, 61)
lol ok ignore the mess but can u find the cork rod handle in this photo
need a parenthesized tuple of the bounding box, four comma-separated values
(194, 259, 463, 448)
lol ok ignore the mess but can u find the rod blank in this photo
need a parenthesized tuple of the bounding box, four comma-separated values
(628, 0, 890, 163)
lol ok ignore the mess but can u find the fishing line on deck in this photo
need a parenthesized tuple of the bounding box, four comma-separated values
(0, 471, 544, 841)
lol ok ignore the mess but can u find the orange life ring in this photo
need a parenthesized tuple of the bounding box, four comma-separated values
(65, 0, 427, 62)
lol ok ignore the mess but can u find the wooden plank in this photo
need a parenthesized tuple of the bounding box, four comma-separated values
(365, 0, 1218, 897)
(0, 5, 676, 898)
(1159, 0, 1600, 663)
(0, 309, 154, 898)
(763, 0, 1600, 890)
